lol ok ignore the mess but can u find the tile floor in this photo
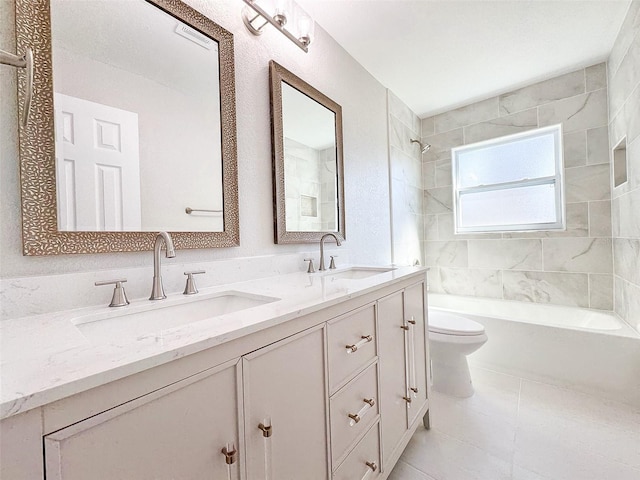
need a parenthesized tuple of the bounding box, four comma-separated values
(389, 366, 640, 480)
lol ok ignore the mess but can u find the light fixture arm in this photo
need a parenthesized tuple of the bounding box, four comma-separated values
(1, 47, 33, 127)
(241, 0, 311, 52)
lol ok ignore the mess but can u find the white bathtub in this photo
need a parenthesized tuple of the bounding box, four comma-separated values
(428, 294, 640, 407)
(429, 293, 636, 335)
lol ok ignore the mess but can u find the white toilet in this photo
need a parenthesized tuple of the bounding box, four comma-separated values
(428, 310, 488, 398)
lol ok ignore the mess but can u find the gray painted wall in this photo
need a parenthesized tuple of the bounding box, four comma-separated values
(0, 0, 392, 318)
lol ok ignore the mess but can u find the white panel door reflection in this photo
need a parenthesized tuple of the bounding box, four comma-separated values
(54, 93, 141, 231)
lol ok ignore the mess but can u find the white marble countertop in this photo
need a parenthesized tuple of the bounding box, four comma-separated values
(0, 265, 426, 420)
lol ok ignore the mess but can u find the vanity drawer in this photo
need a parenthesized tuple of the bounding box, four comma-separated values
(333, 422, 381, 480)
(330, 362, 379, 466)
(328, 303, 377, 393)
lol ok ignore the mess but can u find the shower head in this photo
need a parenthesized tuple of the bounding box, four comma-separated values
(411, 138, 431, 154)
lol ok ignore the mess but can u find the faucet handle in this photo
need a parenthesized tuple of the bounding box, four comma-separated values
(329, 255, 338, 269)
(304, 258, 316, 273)
(183, 270, 205, 295)
(95, 279, 130, 307)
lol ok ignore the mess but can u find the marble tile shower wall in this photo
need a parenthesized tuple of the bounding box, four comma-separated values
(388, 91, 424, 266)
(421, 63, 613, 310)
(609, 0, 640, 332)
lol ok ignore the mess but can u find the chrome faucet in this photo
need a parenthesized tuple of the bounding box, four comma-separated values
(319, 233, 341, 271)
(150, 231, 176, 300)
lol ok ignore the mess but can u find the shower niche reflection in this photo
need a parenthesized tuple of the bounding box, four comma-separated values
(281, 82, 338, 232)
(270, 61, 345, 244)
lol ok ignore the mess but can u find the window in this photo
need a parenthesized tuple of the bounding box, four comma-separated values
(452, 124, 565, 234)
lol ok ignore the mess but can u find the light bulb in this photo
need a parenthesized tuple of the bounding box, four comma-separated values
(273, 0, 292, 26)
(297, 12, 314, 46)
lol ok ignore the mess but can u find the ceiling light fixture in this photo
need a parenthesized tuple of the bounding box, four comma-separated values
(241, 0, 315, 52)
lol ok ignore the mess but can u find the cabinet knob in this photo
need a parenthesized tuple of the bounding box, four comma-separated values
(221, 444, 237, 465)
(360, 461, 378, 480)
(403, 396, 413, 404)
(258, 422, 273, 438)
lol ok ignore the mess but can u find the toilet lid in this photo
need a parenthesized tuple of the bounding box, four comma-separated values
(429, 311, 485, 336)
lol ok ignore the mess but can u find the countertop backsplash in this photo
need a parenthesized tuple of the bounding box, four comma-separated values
(0, 251, 350, 321)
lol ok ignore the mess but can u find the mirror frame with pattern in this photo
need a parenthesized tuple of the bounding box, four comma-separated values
(269, 60, 345, 244)
(15, 0, 239, 255)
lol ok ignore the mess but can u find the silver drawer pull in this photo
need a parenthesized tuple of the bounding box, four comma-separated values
(348, 398, 375, 426)
(1, 47, 33, 127)
(346, 335, 373, 354)
(360, 461, 378, 480)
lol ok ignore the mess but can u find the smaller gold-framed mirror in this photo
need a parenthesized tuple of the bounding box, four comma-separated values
(269, 60, 345, 244)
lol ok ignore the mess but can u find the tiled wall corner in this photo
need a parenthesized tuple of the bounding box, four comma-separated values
(388, 90, 424, 266)
(608, 0, 640, 332)
(422, 63, 614, 311)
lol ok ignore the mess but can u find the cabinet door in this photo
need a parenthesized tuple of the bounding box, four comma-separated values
(404, 282, 429, 426)
(44, 360, 242, 480)
(377, 291, 408, 466)
(243, 325, 328, 480)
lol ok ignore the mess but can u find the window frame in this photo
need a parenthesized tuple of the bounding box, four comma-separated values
(451, 124, 565, 234)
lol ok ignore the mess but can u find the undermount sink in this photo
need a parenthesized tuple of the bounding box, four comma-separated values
(73, 291, 279, 343)
(321, 266, 396, 280)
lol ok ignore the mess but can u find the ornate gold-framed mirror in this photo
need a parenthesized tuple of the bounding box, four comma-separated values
(269, 60, 345, 244)
(15, 0, 239, 255)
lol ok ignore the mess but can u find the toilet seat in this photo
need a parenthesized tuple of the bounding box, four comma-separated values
(429, 311, 485, 336)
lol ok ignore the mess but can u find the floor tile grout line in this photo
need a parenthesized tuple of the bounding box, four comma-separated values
(475, 365, 640, 418)
(510, 377, 524, 479)
(401, 455, 442, 480)
(397, 459, 439, 480)
(396, 369, 640, 480)
(517, 377, 640, 430)
(514, 377, 640, 473)
(424, 425, 517, 476)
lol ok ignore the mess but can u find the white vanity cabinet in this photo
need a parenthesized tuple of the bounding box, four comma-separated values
(327, 303, 381, 478)
(43, 359, 242, 480)
(377, 282, 429, 469)
(0, 271, 429, 480)
(243, 325, 329, 480)
(404, 283, 429, 427)
(42, 326, 329, 480)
